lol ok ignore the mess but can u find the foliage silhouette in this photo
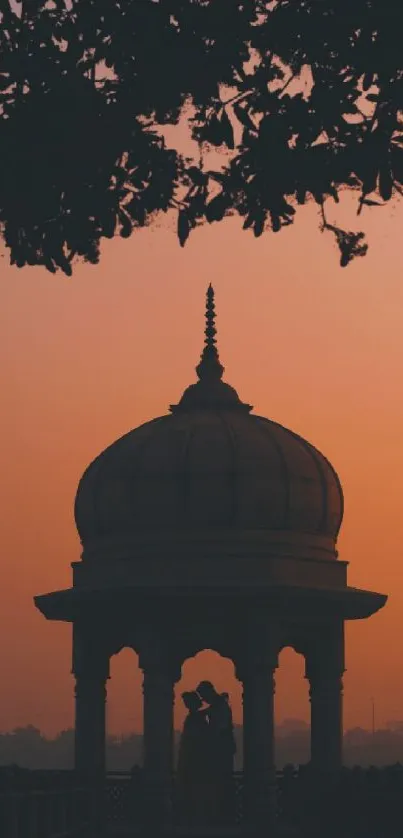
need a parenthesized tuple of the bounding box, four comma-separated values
(0, 0, 402, 274)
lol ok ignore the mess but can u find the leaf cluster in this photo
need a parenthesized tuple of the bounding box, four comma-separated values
(0, 0, 402, 273)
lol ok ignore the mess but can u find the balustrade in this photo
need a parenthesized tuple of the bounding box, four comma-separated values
(0, 784, 96, 838)
(1, 766, 403, 837)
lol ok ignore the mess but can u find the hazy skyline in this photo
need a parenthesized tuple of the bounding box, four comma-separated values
(3, 720, 403, 771)
(1, 193, 402, 738)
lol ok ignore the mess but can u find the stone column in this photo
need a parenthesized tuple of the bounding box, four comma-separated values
(309, 671, 343, 771)
(306, 621, 345, 773)
(236, 626, 278, 834)
(140, 645, 181, 833)
(72, 621, 109, 829)
(74, 674, 107, 779)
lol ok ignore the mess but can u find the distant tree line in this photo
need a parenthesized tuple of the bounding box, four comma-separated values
(1, 1, 403, 274)
(1, 721, 403, 770)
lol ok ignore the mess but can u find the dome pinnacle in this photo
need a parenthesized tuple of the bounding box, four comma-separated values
(196, 285, 224, 381)
(170, 285, 252, 413)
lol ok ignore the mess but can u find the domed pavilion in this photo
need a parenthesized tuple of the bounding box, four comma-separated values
(35, 286, 387, 834)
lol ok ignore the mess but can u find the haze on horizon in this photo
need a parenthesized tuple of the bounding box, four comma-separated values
(4, 718, 403, 771)
(1, 194, 402, 739)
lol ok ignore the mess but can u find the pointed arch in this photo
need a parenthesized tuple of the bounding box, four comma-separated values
(107, 646, 143, 768)
(275, 646, 310, 768)
(175, 648, 242, 768)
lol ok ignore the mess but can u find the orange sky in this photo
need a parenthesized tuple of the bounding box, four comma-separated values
(1, 194, 403, 739)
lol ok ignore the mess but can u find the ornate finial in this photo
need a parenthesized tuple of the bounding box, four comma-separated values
(169, 285, 253, 413)
(196, 285, 224, 381)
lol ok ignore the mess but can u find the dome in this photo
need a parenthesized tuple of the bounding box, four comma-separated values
(74, 286, 343, 563)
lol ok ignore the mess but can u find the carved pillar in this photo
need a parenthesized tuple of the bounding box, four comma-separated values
(305, 621, 345, 773)
(74, 674, 107, 778)
(72, 621, 109, 829)
(236, 621, 278, 833)
(140, 636, 181, 833)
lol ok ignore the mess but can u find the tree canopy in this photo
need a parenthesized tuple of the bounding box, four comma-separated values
(0, 0, 402, 274)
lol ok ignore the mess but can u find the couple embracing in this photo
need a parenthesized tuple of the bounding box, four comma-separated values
(177, 680, 236, 826)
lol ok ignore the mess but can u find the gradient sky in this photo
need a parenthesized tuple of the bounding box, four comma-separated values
(1, 193, 403, 739)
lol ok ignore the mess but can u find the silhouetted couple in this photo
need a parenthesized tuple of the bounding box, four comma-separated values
(177, 680, 236, 827)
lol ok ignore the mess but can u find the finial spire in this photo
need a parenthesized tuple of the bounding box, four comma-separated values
(169, 285, 252, 413)
(196, 285, 224, 381)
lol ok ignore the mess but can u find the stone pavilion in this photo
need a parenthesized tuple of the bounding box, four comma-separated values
(35, 286, 387, 834)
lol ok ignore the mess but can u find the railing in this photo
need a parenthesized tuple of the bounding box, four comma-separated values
(104, 768, 300, 826)
(276, 764, 403, 838)
(105, 766, 403, 837)
(0, 773, 97, 838)
(2, 765, 403, 837)
(105, 770, 247, 828)
(104, 769, 277, 828)
(106, 772, 139, 829)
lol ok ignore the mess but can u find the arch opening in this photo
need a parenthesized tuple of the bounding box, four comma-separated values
(275, 647, 310, 769)
(107, 647, 143, 769)
(175, 649, 242, 769)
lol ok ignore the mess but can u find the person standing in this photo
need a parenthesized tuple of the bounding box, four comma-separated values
(196, 681, 236, 825)
(176, 691, 210, 827)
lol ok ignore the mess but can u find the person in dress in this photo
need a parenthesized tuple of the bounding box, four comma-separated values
(176, 690, 210, 827)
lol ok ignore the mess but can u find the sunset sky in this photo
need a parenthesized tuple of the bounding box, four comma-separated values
(1, 193, 403, 741)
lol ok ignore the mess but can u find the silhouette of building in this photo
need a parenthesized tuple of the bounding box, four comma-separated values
(34, 286, 387, 833)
